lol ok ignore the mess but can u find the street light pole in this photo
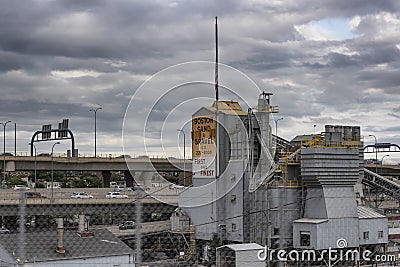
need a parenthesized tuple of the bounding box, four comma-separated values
(51, 142, 60, 199)
(369, 134, 378, 174)
(381, 154, 390, 175)
(89, 107, 102, 157)
(177, 129, 186, 186)
(1, 121, 11, 188)
(29, 143, 37, 192)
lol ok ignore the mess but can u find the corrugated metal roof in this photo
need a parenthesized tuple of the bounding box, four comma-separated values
(293, 218, 328, 224)
(357, 206, 386, 219)
(0, 228, 133, 263)
(219, 243, 264, 251)
(291, 134, 313, 143)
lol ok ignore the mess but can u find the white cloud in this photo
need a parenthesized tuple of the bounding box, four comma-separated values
(51, 69, 102, 79)
(351, 12, 400, 38)
(294, 23, 339, 41)
(294, 18, 359, 41)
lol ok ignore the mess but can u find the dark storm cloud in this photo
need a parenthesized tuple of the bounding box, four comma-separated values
(0, 0, 399, 155)
(327, 52, 358, 67)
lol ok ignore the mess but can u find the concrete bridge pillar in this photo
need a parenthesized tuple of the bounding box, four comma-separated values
(124, 170, 135, 187)
(101, 171, 111, 188)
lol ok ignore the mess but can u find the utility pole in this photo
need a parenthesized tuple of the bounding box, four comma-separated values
(89, 107, 102, 157)
(369, 134, 378, 174)
(177, 129, 186, 186)
(51, 142, 60, 199)
(29, 143, 37, 192)
(1, 121, 11, 188)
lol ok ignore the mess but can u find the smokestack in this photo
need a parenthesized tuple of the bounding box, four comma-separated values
(78, 211, 85, 233)
(56, 217, 65, 253)
(78, 211, 93, 237)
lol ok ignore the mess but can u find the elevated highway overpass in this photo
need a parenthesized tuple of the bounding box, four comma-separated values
(364, 163, 400, 178)
(1, 156, 193, 187)
(0, 187, 184, 216)
(1, 156, 192, 172)
(0, 188, 183, 233)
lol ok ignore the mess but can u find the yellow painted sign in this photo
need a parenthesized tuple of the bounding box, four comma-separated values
(192, 116, 216, 178)
(192, 116, 215, 158)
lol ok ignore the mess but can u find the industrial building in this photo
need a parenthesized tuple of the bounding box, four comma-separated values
(0, 229, 135, 266)
(179, 92, 389, 265)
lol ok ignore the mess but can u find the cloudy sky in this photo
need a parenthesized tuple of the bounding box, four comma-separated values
(0, 0, 399, 162)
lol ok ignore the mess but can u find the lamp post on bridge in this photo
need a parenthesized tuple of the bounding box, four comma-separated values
(29, 143, 37, 192)
(381, 154, 390, 175)
(89, 107, 102, 158)
(51, 142, 60, 199)
(177, 129, 186, 186)
(1, 120, 11, 189)
(368, 134, 378, 174)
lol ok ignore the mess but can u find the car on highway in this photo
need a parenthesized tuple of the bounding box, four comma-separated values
(13, 185, 30, 190)
(169, 184, 185, 189)
(0, 227, 10, 234)
(136, 155, 149, 159)
(106, 192, 128, 199)
(116, 154, 131, 158)
(0, 153, 13, 156)
(114, 186, 132, 192)
(25, 192, 47, 198)
(37, 153, 51, 157)
(71, 192, 93, 199)
(119, 220, 135, 230)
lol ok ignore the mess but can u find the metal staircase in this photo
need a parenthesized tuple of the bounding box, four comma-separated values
(363, 168, 400, 200)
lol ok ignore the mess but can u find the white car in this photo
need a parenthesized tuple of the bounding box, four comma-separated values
(106, 192, 128, 199)
(114, 186, 132, 192)
(169, 184, 185, 189)
(71, 192, 93, 199)
(13, 185, 30, 190)
(0, 227, 10, 234)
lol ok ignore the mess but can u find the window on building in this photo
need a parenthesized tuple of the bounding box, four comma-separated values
(230, 194, 236, 202)
(273, 227, 280, 236)
(300, 231, 311, 247)
(232, 223, 237, 232)
(363, 231, 369, 240)
(378, 231, 383, 239)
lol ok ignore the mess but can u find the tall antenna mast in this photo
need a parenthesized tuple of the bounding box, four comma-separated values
(215, 16, 219, 103)
(215, 16, 219, 179)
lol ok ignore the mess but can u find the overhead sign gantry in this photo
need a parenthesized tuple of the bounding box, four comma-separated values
(30, 119, 76, 157)
(364, 143, 400, 153)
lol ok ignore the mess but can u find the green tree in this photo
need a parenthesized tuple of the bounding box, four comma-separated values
(165, 175, 178, 183)
(82, 175, 102, 188)
(53, 171, 64, 181)
(111, 172, 122, 181)
(6, 178, 27, 188)
(70, 178, 87, 188)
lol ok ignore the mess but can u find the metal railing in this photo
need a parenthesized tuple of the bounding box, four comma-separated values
(301, 135, 360, 149)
